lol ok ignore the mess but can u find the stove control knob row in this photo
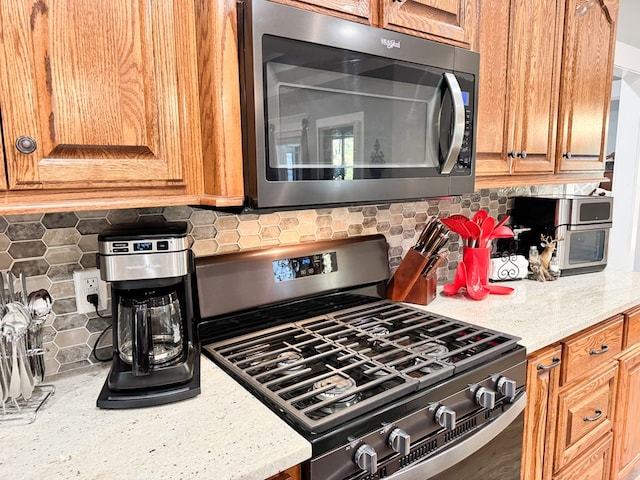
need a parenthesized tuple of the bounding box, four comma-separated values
(475, 386, 496, 409)
(435, 405, 457, 430)
(497, 376, 517, 401)
(388, 427, 411, 456)
(355, 444, 378, 475)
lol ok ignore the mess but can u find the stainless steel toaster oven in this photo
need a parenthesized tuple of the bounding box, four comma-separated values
(509, 195, 613, 275)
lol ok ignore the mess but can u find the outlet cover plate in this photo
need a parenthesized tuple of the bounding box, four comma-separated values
(73, 268, 109, 314)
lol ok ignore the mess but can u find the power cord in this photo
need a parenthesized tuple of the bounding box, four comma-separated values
(92, 324, 113, 362)
(87, 293, 110, 319)
(87, 293, 113, 362)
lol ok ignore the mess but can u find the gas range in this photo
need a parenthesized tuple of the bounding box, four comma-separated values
(195, 235, 526, 480)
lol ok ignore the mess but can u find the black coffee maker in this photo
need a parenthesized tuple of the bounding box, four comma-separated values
(96, 222, 200, 408)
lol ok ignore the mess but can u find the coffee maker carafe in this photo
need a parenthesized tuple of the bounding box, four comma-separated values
(96, 222, 200, 408)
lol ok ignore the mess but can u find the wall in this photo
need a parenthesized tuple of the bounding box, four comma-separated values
(9, 185, 577, 378)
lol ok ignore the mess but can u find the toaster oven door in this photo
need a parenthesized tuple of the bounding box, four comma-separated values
(556, 225, 609, 273)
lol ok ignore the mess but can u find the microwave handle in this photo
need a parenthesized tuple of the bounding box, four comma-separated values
(438, 73, 465, 175)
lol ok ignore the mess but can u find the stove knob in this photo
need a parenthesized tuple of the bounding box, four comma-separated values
(497, 376, 517, 401)
(354, 444, 378, 475)
(475, 386, 496, 409)
(435, 405, 456, 430)
(388, 428, 411, 456)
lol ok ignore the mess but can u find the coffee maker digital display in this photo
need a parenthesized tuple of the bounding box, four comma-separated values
(96, 222, 200, 409)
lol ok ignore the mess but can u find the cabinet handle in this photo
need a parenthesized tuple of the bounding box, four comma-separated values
(519, 150, 527, 159)
(583, 409, 603, 422)
(508, 150, 518, 158)
(15, 135, 37, 154)
(589, 344, 609, 355)
(562, 152, 572, 159)
(537, 357, 561, 371)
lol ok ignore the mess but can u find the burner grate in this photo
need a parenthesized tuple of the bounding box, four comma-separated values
(203, 300, 520, 433)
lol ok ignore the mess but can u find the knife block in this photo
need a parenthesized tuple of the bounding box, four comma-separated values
(386, 249, 437, 305)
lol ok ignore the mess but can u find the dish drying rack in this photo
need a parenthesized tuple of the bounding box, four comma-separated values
(0, 271, 55, 425)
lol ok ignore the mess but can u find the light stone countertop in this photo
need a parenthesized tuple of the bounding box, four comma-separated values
(0, 358, 311, 480)
(3, 269, 640, 480)
(420, 269, 640, 353)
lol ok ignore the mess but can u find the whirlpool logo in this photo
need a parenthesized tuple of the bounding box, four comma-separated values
(380, 38, 401, 49)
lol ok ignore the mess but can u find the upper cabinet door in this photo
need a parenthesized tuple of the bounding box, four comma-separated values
(265, 0, 374, 22)
(0, 136, 6, 191)
(475, 0, 563, 176)
(556, 0, 618, 172)
(0, 0, 201, 191)
(381, 0, 474, 47)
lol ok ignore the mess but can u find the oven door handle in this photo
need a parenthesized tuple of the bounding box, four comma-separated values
(387, 392, 527, 480)
(438, 72, 465, 175)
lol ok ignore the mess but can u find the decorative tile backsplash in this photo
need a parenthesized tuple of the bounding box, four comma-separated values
(5, 184, 586, 378)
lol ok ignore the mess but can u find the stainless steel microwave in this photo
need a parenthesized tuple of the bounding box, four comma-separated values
(510, 195, 613, 275)
(237, 0, 479, 210)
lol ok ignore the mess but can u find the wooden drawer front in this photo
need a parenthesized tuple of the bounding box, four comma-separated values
(553, 433, 612, 480)
(554, 364, 617, 472)
(562, 316, 623, 385)
(624, 305, 640, 349)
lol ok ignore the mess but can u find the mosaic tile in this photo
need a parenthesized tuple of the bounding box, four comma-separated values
(163, 206, 193, 221)
(52, 297, 78, 315)
(54, 330, 90, 350)
(77, 218, 111, 235)
(42, 228, 81, 247)
(53, 313, 88, 331)
(45, 246, 83, 265)
(47, 263, 82, 281)
(42, 212, 79, 229)
(8, 240, 47, 259)
(80, 253, 98, 268)
(6, 223, 46, 241)
(107, 209, 139, 224)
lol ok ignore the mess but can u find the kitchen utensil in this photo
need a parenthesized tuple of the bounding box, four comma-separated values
(26, 289, 52, 382)
(485, 284, 515, 295)
(480, 216, 495, 248)
(20, 272, 28, 304)
(442, 260, 468, 296)
(6, 272, 15, 303)
(472, 209, 488, 225)
(465, 221, 482, 247)
(4, 302, 35, 399)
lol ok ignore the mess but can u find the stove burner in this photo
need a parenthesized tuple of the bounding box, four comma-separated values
(313, 374, 358, 402)
(416, 342, 449, 357)
(277, 351, 305, 372)
(367, 325, 389, 336)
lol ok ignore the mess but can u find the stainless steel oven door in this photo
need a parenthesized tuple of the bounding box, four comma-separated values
(387, 394, 526, 480)
(555, 224, 609, 272)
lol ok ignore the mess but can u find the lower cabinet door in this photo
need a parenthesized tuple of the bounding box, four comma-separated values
(553, 363, 617, 472)
(612, 344, 640, 480)
(553, 434, 612, 480)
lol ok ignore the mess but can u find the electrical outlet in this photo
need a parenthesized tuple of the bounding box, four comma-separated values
(73, 268, 109, 314)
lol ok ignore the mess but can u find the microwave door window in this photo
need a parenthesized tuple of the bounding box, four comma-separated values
(262, 35, 444, 182)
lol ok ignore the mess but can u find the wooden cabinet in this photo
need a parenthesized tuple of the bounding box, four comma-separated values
(475, 0, 619, 188)
(521, 346, 562, 480)
(554, 364, 617, 472)
(0, 0, 244, 214)
(265, 465, 301, 480)
(380, 0, 474, 47)
(612, 344, 640, 480)
(553, 435, 613, 480)
(611, 306, 640, 480)
(0, 135, 6, 190)
(0, 1, 199, 191)
(522, 315, 622, 480)
(269, 0, 475, 47)
(476, 0, 563, 177)
(556, 0, 619, 173)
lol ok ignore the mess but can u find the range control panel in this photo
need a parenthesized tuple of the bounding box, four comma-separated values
(272, 251, 338, 283)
